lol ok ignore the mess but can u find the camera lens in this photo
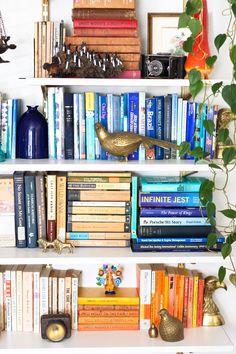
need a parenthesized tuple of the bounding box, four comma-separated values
(148, 60, 163, 76)
(46, 321, 66, 342)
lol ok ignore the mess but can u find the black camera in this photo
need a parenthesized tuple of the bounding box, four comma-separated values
(41, 314, 71, 342)
(142, 53, 186, 79)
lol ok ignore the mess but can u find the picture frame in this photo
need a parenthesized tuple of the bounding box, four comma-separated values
(148, 13, 182, 54)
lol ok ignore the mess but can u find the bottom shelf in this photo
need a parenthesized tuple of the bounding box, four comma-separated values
(0, 327, 233, 353)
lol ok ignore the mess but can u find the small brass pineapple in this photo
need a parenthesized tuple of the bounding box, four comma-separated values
(159, 309, 184, 342)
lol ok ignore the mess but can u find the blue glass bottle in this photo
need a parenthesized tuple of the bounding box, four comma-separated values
(16, 106, 48, 159)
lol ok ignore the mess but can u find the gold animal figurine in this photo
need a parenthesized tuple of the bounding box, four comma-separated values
(104, 271, 116, 294)
(159, 309, 184, 342)
(95, 122, 180, 162)
(37, 239, 74, 254)
(37, 239, 55, 252)
(148, 323, 158, 338)
(203, 276, 227, 326)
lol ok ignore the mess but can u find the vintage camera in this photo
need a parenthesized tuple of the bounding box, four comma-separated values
(41, 314, 71, 342)
(142, 53, 186, 79)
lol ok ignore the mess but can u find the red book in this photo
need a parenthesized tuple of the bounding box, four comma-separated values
(182, 271, 189, 328)
(73, 19, 138, 29)
(116, 70, 141, 79)
(197, 275, 205, 327)
(73, 28, 138, 37)
(187, 271, 194, 328)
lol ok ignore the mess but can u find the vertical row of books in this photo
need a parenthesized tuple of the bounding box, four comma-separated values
(68, 0, 141, 79)
(0, 265, 81, 332)
(0, 93, 21, 159)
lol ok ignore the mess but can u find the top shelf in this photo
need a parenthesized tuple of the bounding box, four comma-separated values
(20, 78, 228, 87)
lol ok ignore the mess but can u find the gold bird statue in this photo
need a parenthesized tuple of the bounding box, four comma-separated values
(159, 308, 184, 342)
(94, 122, 180, 162)
(203, 275, 227, 326)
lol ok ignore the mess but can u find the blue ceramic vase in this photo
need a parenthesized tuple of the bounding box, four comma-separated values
(16, 106, 48, 159)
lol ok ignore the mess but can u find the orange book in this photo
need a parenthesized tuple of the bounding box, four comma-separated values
(78, 304, 139, 310)
(78, 316, 139, 324)
(151, 264, 165, 326)
(176, 268, 185, 321)
(73, 27, 138, 37)
(79, 309, 139, 317)
(173, 268, 180, 319)
(187, 271, 194, 328)
(67, 239, 130, 247)
(182, 270, 190, 328)
(163, 269, 169, 310)
(66, 36, 140, 46)
(78, 323, 139, 331)
(166, 266, 175, 316)
(67, 222, 130, 233)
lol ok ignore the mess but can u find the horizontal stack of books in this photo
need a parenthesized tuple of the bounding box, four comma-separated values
(78, 287, 139, 331)
(137, 264, 205, 330)
(131, 176, 223, 252)
(0, 265, 81, 332)
(66, 172, 132, 247)
(45, 89, 219, 161)
(68, 0, 141, 79)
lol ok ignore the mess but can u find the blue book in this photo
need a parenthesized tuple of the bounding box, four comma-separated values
(199, 103, 207, 151)
(138, 92, 146, 161)
(6, 99, 13, 159)
(13, 171, 27, 248)
(24, 173, 38, 248)
(141, 176, 205, 192)
(78, 93, 86, 160)
(145, 98, 156, 160)
(85, 92, 95, 160)
(176, 97, 183, 160)
(64, 92, 74, 159)
(164, 95, 172, 159)
(127, 92, 139, 160)
(123, 93, 128, 132)
(68, 232, 90, 240)
(11, 99, 20, 160)
(73, 93, 80, 160)
(155, 96, 164, 160)
(136, 237, 225, 243)
(140, 207, 208, 217)
(98, 94, 108, 160)
(94, 93, 100, 160)
(185, 101, 196, 160)
(113, 95, 121, 133)
(48, 88, 57, 159)
(205, 105, 214, 157)
(139, 192, 200, 207)
(171, 93, 178, 159)
(131, 241, 222, 252)
(131, 175, 138, 239)
(138, 225, 214, 238)
(139, 216, 211, 227)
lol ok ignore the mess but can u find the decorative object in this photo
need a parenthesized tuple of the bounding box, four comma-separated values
(159, 308, 184, 342)
(96, 264, 123, 294)
(42, 0, 49, 22)
(203, 276, 227, 326)
(148, 323, 158, 338)
(95, 122, 180, 162)
(43, 42, 124, 78)
(0, 10, 16, 63)
(41, 314, 71, 342)
(0, 144, 5, 162)
(16, 106, 48, 159)
(37, 239, 74, 254)
(179, 1, 236, 286)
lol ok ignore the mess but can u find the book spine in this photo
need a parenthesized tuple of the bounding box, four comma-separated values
(168, 273, 175, 316)
(78, 93, 86, 160)
(65, 276, 72, 316)
(183, 275, 189, 328)
(181, 100, 187, 145)
(136, 237, 224, 243)
(192, 274, 199, 328)
(33, 272, 40, 333)
(73, 27, 138, 37)
(23, 272, 33, 332)
(178, 274, 185, 321)
(67, 201, 131, 207)
(72, 8, 136, 20)
(164, 95, 172, 160)
(171, 94, 178, 159)
(139, 192, 200, 207)
(4, 270, 12, 331)
(47, 87, 56, 159)
(98, 94, 108, 160)
(68, 239, 129, 247)
(197, 277, 205, 327)
(131, 176, 138, 239)
(173, 273, 180, 319)
(67, 190, 130, 202)
(212, 105, 219, 158)
(137, 266, 151, 329)
(73, 19, 138, 29)
(47, 174, 57, 242)
(78, 297, 139, 306)
(138, 92, 146, 161)
(34, 22, 39, 77)
(13, 172, 27, 248)
(67, 182, 130, 190)
(187, 275, 194, 328)
(11, 99, 20, 160)
(145, 98, 156, 160)
(10, 270, 17, 332)
(73, 0, 135, 9)
(79, 310, 139, 317)
(67, 222, 130, 233)
(140, 182, 201, 193)
(24, 175, 38, 248)
(199, 104, 207, 151)
(138, 226, 213, 238)
(139, 217, 210, 227)
(68, 171, 131, 177)
(40, 277, 49, 317)
(94, 92, 100, 160)
(73, 93, 80, 160)
(155, 96, 164, 160)
(68, 214, 130, 223)
(52, 275, 58, 314)
(78, 305, 139, 310)
(185, 102, 196, 160)
(16, 269, 23, 331)
(55, 87, 65, 160)
(0, 271, 4, 331)
(68, 206, 131, 215)
(127, 92, 139, 160)
(85, 92, 95, 160)
(78, 323, 139, 331)
(35, 173, 47, 240)
(78, 317, 138, 324)
(67, 35, 140, 45)
(205, 105, 214, 156)
(67, 232, 130, 240)
(56, 174, 67, 242)
(6, 99, 13, 159)
(58, 276, 65, 313)
(131, 242, 220, 252)
(1, 101, 8, 155)
(64, 93, 74, 160)
(71, 276, 79, 330)
(176, 98, 183, 160)
(140, 207, 207, 217)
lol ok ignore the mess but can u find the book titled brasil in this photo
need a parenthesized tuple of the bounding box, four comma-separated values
(141, 176, 205, 192)
(139, 192, 200, 207)
(131, 241, 222, 252)
(140, 207, 208, 217)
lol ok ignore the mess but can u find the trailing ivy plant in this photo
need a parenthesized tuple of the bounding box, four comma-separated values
(179, 0, 236, 286)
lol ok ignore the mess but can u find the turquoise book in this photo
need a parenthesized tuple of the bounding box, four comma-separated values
(131, 176, 138, 239)
(141, 176, 205, 192)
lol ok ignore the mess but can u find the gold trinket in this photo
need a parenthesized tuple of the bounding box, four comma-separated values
(37, 239, 74, 254)
(148, 323, 158, 338)
(159, 309, 184, 342)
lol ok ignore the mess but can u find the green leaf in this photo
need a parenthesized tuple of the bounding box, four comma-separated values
(203, 120, 215, 135)
(188, 68, 202, 85)
(232, 4, 236, 17)
(207, 202, 216, 218)
(190, 81, 204, 99)
(212, 81, 223, 95)
(222, 146, 236, 165)
(178, 13, 191, 28)
(221, 243, 232, 259)
(218, 128, 229, 144)
(206, 55, 217, 68)
(220, 208, 236, 218)
(183, 36, 194, 52)
(179, 141, 190, 157)
(209, 216, 216, 227)
(199, 179, 214, 205)
(230, 45, 236, 64)
(222, 84, 236, 114)
(188, 18, 202, 37)
(190, 146, 205, 158)
(186, 0, 203, 15)
(229, 273, 236, 287)
(207, 232, 217, 247)
(209, 163, 223, 170)
(218, 266, 226, 283)
(214, 33, 227, 52)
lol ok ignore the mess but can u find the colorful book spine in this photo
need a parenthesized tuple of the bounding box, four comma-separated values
(67, 222, 130, 233)
(138, 225, 213, 238)
(56, 173, 67, 242)
(16, 265, 24, 331)
(11, 99, 20, 160)
(78, 93, 86, 160)
(187, 272, 194, 328)
(139, 217, 210, 227)
(140, 207, 207, 217)
(71, 271, 80, 330)
(67, 206, 131, 215)
(155, 96, 164, 160)
(131, 242, 221, 252)
(13, 172, 27, 248)
(73, 0, 136, 9)
(145, 98, 156, 160)
(78, 316, 138, 324)
(192, 271, 199, 328)
(205, 105, 214, 156)
(199, 104, 207, 151)
(67, 190, 130, 201)
(35, 172, 47, 240)
(136, 237, 224, 243)
(67, 232, 130, 240)
(67, 181, 130, 190)
(67, 214, 130, 223)
(78, 323, 139, 331)
(4, 268, 12, 331)
(68, 239, 129, 247)
(73, 93, 80, 160)
(73, 19, 138, 29)
(211, 105, 219, 158)
(47, 87, 56, 159)
(24, 174, 38, 248)
(131, 176, 138, 239)
(185, 101, 196, 160)
(55, 87, 65, 159)
(140, 176, 203, 193)
(10, 266, 17, 332)
(72, 8, 136, 20)
(64, 93, 74, 160)
(138, 92, 146, 161)
(23, 267, 33, 331)
(47, 173, 57, 242)
(183, 272, 189, 328)
(171, 93, 178, 159)
(6, 99, 13, 159)
(1, 101, 8, 155)
(128, 92, 139, 160)
(197, 276, 205, 327)
(85, 92, 95, 160)
(94, 92, 100, 160)
(164, 95, 172, 159)
(79, 310, 139, 316)
(99, 94, 108, 160)
(139, 192, 200, 207)
(181, 100, 187, 147)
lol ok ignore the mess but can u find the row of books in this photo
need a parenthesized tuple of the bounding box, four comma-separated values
(0, 265, 81, 332)
(0, 94, 21, 160)
(70, 0, 141, 79)
(45, 89, 219, 161)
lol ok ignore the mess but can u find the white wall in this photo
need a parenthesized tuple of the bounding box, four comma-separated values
(0, 0, 235, 352)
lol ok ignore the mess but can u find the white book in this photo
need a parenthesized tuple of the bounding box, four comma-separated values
(4, 266, 12, 331)
(71, 270, 81, 330)
(47, 87, 56, 159)
(16, 265, 25, 332)
(138, 92, 146, 161)
(78, 93, 85, 160)
(40, 267, 52, 318)
(11, 265, 18, 332)
(136, 264, 152, 330)
(0, 265, 6, 331)
(58, 270, 66, 313)
(23, 265, 33, 332)
(73, 93, 80, 160)
(176, 97, 183, 160)
(181, 100, 188, 144)
(32, 265, 43, 333)
(55, 87, 65, 160)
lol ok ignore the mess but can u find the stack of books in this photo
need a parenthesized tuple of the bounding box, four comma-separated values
(66, 172, 132, 247)
(137, 264, 205, 330)
(78, 287, 139, 331)
(131, 176, 224, 252)
(0, 265, 81, 333)
(67, 0, 141, 79)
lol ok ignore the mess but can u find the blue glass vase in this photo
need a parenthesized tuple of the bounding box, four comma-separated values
(16, 106, 48, 159)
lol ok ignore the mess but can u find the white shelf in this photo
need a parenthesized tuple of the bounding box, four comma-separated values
(0, 159, 215, 173)
(0, 327, 233, 353)
(0, 247, 226, 265)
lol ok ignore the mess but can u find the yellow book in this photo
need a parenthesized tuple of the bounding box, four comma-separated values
(192, 270, 199, 328)
(56, 173, 67, 242)
(78, 287, 139, 305)
(163, 269, 169, 310)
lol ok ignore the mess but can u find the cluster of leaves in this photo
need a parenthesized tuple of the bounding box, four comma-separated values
(179, 0, 236, 286)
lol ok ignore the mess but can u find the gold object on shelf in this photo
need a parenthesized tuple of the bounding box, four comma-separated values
(42, 0, 49, 21)
(104, 271, 116, 294)
(95, 122, 179, 162)
(215, 108, 235, 158)
(148, 323, 158, 338)
(159, 309, 184, 342)
(203, 276, 227, 326)
(46, 322, 66, 342)
(37, 239, 74, 254)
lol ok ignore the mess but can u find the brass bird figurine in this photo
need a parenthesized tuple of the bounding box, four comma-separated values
(159, 308, 184, 342)
(203, 276, 227, 326)
(95, 122, 180, 162)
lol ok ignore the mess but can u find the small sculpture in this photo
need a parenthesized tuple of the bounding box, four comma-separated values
(37, 239, 74, 254)
(0, 11, 16, 63)
(96, 264, 123, 294)
(203, 276, 227, 326)
(95, 122, 180, 162)
(159, 309, 184, 342)
(148, 323, 158, 338)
